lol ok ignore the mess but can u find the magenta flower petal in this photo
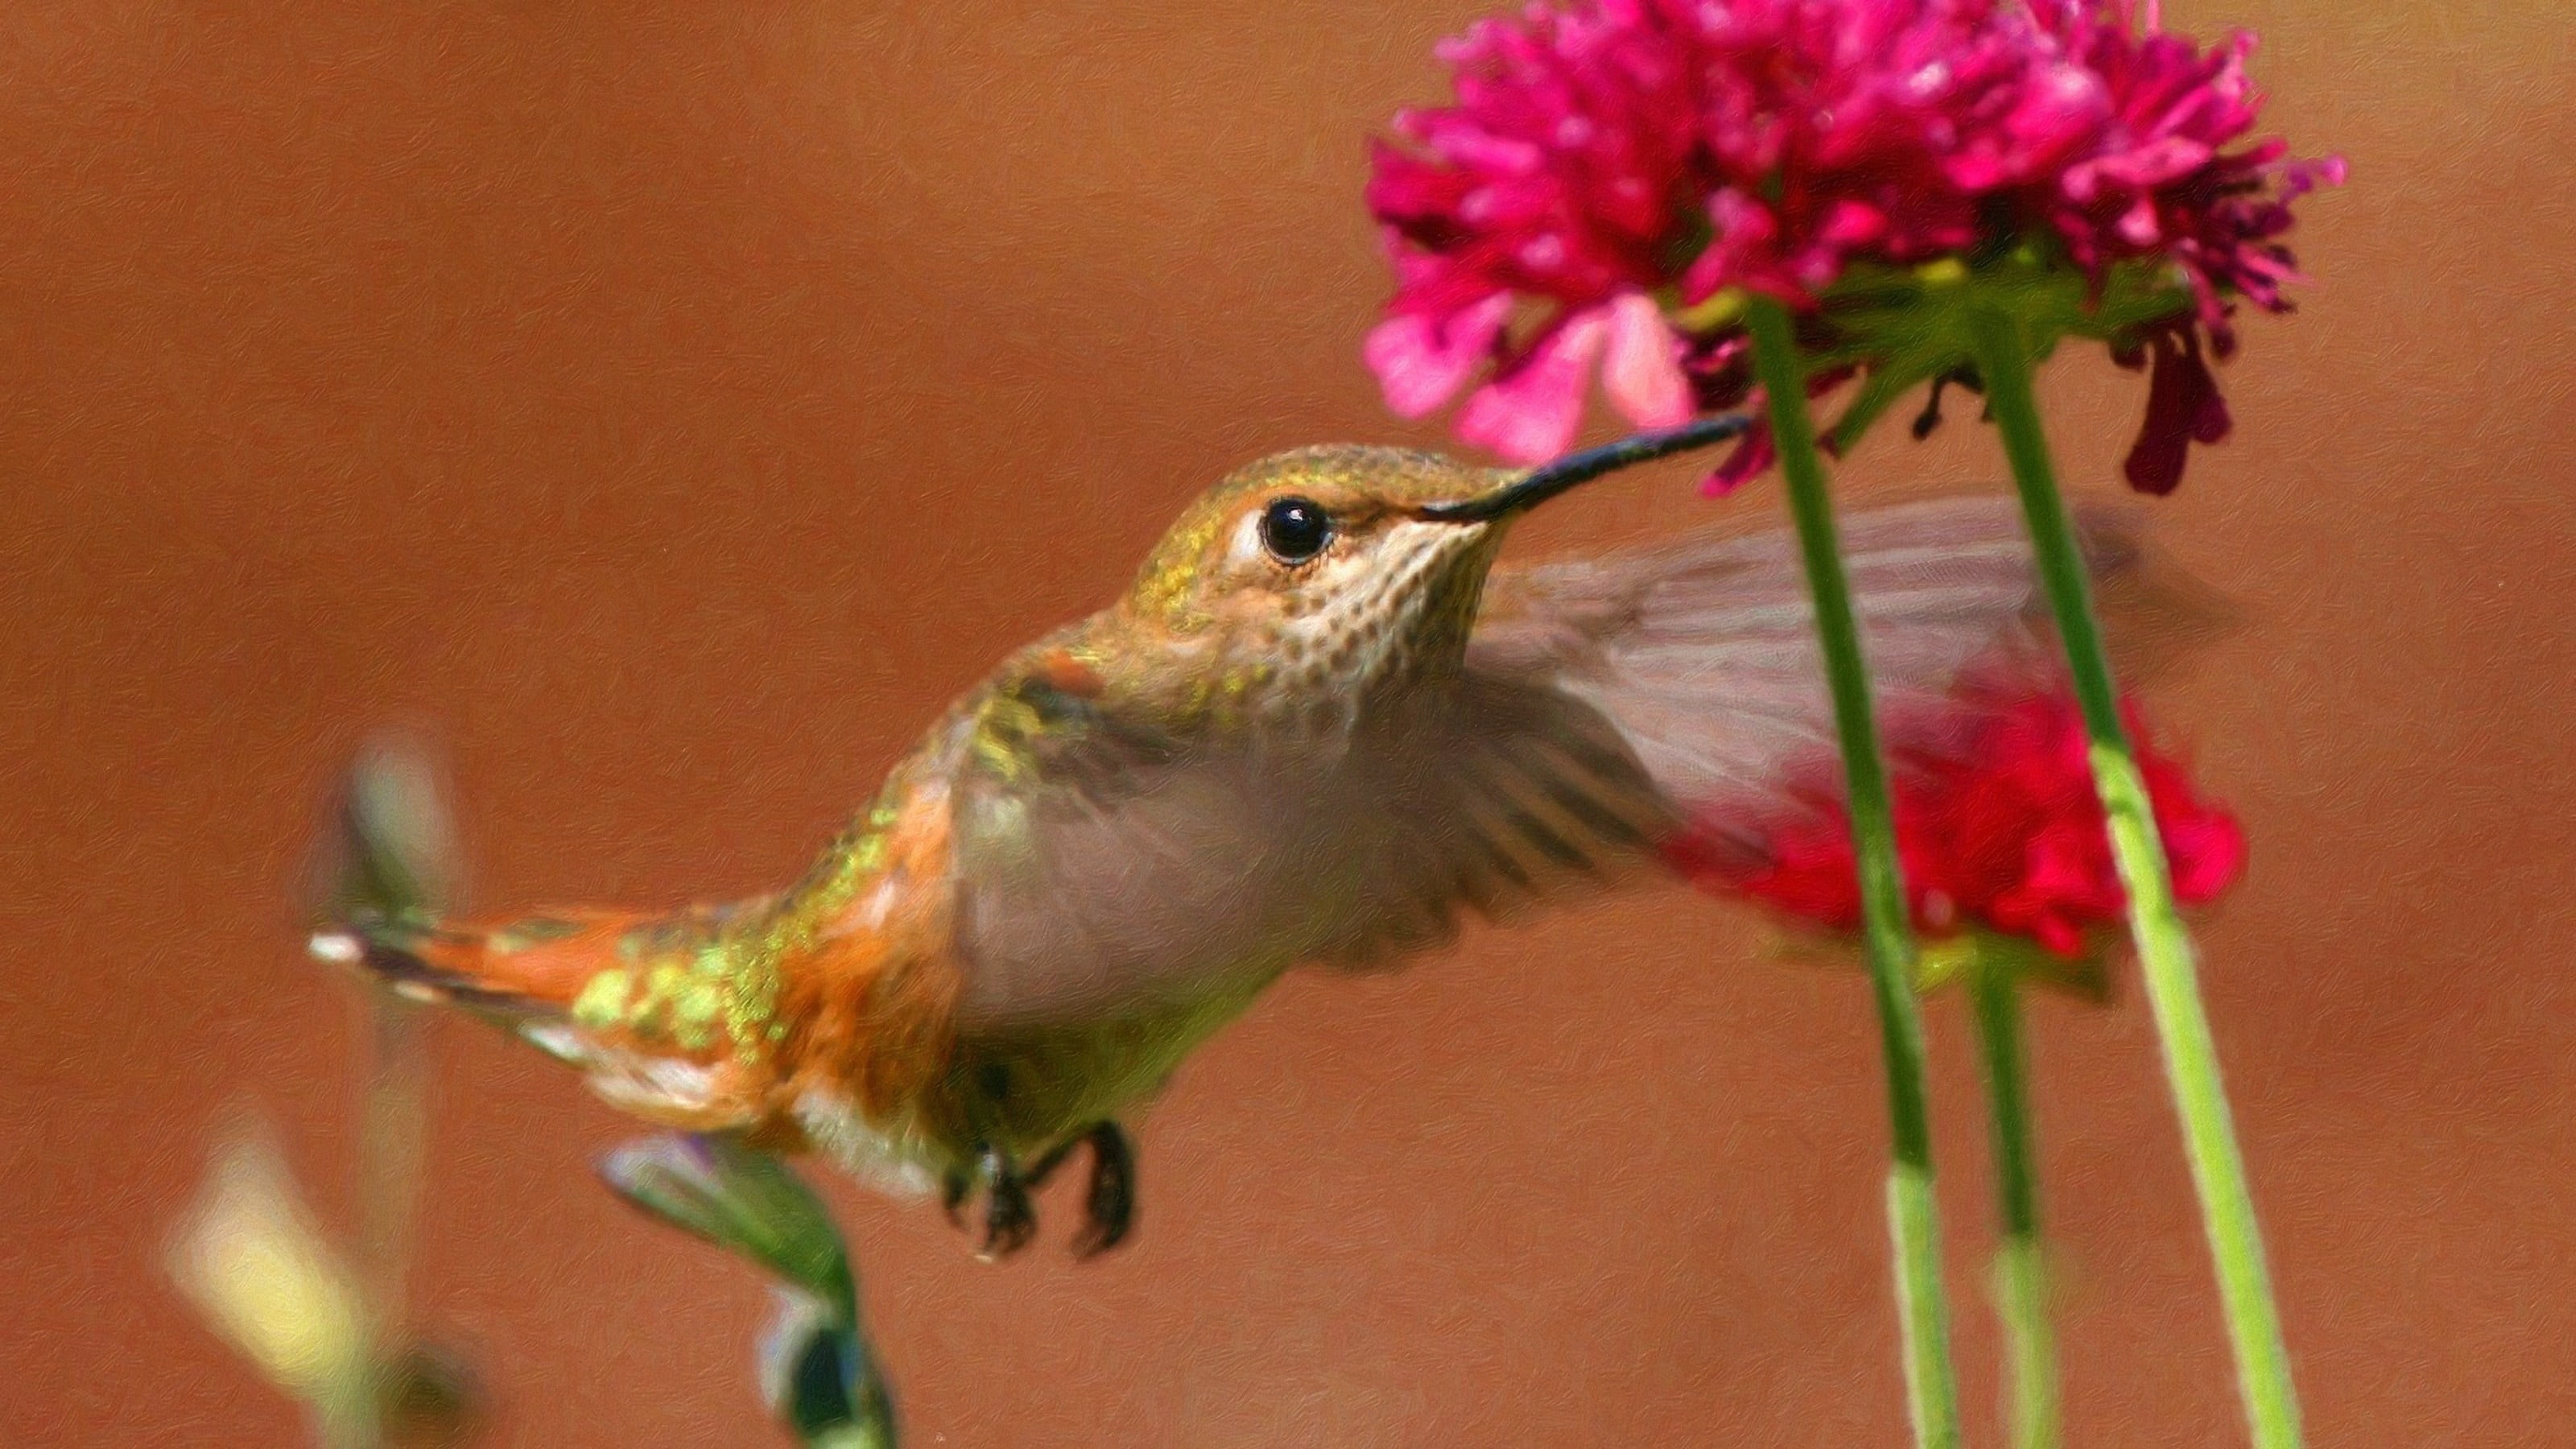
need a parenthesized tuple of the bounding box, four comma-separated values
(2121, 325, 2229, 494)
(1699, 423, 1776, 497)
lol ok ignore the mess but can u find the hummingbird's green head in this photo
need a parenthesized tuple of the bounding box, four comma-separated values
(1113, 445, 1552, 732)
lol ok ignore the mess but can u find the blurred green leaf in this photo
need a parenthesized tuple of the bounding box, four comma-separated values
(602, 1133, 898, 1447)
(599, 1134, 854, 1315)
(315, 733, 460, 925)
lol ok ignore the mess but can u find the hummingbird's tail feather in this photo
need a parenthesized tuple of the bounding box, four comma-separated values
(304, 734, 593, 1021)
(305, 738, 774, 1133)
(312, 909, 635, 1023)
(311, 904, 778, 1133)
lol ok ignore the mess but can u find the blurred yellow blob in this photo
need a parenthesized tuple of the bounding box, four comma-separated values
(165, 1118, 368, 1403)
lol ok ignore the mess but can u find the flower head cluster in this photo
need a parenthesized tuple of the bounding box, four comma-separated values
(1367, 0, 2339, 492)
(1662, 691, 2245, 960)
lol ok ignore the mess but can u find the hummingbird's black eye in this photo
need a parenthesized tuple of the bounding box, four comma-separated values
(1258, 496, 1332, 564)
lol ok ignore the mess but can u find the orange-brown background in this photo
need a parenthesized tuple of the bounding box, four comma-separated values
(4, 1, 2570, 1443)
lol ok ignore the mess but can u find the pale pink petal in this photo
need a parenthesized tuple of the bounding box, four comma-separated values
(1364, 292, 1512, 419)
(1600, 292, 1692, 427)
(1457, 309, 1609, 463)
(2115, 192, 2162, 246)
(2091, 135, 2214, 189)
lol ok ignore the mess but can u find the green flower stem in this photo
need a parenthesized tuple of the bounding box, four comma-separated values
(1967, 304, 2302, 1449)
(1970, 966, 2058, 1449)
(357, 998, 430, 1348)
(323, 997, 431, 1449)
(1746, 296, 1963, 1449)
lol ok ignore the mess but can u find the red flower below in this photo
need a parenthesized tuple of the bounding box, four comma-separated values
(1664, 691, 2245, 957)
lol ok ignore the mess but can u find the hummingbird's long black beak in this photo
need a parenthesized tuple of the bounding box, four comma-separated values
(1415, 413, 1756, 523)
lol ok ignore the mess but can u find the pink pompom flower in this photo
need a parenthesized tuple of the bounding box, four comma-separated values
(1365, 0, 2339, 493)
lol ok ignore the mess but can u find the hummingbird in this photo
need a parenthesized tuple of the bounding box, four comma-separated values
(313, 419, 2150, 1261)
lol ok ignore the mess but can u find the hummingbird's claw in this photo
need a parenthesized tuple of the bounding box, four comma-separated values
(972, 1146, 1038, 1262)
(1070, 1121, 1136, 1261)
(951, 1124, 1136, 1261)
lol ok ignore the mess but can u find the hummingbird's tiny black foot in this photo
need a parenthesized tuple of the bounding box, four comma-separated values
(947, 1128, 1132, 1261)
(1071, 1121, 1136, 1261)
(972, 1146, 1038, 1262)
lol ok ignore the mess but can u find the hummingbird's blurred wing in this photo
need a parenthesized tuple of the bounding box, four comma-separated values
(1292, 501, 2087, 971)
(1467, 493, 2214, 857)
(1474, 497, 2046, 805)
(947, 667, 1323, 1025)
(1303, 497, 2195, 972)
(1291, 671, 1676, 970)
